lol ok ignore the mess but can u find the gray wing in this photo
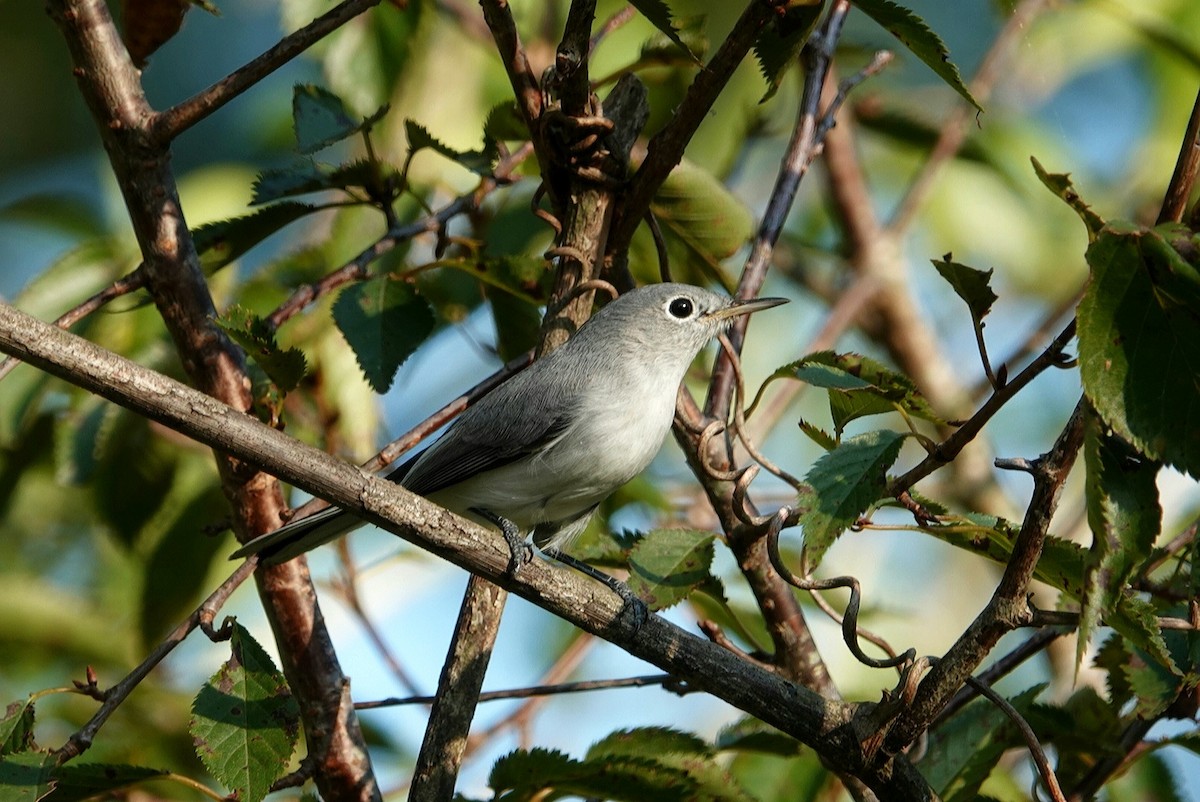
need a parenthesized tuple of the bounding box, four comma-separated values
(395, 366, 581, 496)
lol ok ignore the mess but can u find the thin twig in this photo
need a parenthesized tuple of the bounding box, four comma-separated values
(888, 318, 1076, 495)
(962, 673, 1066, 802)
(0, 265, 146, 382)
(1157, 86, 1200, 224)
(153, 0, 382, 142)
(355, 672, 677, 709)
(55, 558, 258, 762)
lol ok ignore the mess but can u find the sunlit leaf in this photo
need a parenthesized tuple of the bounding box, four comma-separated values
(627, 529, 725, 612)
(1078, 222, 1200, 478)
(0, 700, 35, 756)
(1031, 157, 1105, 240)
(799, 429, 906, 569)
(215, 305, 308, 393)
(190, 624, 300, 802)
(1079, 409, 1161, 666)
(851, 0, 981, 111)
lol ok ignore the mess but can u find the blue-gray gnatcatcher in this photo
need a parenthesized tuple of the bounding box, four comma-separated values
(233, 283, 786, 570)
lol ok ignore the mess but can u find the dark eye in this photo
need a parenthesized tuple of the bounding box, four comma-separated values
(668, 297, 694, 319)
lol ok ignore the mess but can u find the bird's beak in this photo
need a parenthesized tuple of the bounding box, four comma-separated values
(704, 296, 789, 321)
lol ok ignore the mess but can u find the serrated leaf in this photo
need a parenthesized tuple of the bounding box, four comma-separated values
(0, 700, 35, 756)
(715, 718, 802, 756)
(192, 202, 318, 274)
(797, 419, 837, 451)
(215, 305, 308, 393)
(1026, 686, 1124, 789)
(587, 727, 711, 760)
(1095, 634, 1134, 708)
(922, 685, 1044, 801)
(405, 120, 497, 175)
(1079, 410, 1161, 666)
(927, 514, 1177, 671)
(483, 102, 528, 142)
(292, 84, 388, 154)
(753, 5, 821, 102)
(640, 14, 708, 64)
(0, 751, 56, 802)
(190, 624, 300, 802)
(799, 429, 906, 569)
(251, 159, 389, 206)
(652, 159, 753, 277)
(1031, 157, 1105, 240)
(760, 351, 942, 435)
(332, 276, 436, 393)
(852, 0, 981, 112)
(931, 256, 997, 323)
(1126, 656, 1180, 719)
(1078, 222, 1200, 478)
(629, 0, 697, 60)
(627, 529, 724, 611)
(47, 763, 169, 802)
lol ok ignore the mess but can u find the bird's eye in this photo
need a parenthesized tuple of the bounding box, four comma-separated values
(668, 297, 694, 319)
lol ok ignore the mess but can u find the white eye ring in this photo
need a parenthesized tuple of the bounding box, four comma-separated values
(667, 297, 695, 319)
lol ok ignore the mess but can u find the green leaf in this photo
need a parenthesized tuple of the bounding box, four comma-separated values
(292, 84, 388, 155)
(639, 14, 709, 64)
(1031, 157, 1105, 241)
(1078, 222, 1200, 478)
(927, 514, 1177, 672)
(931, 256, 998, 323)
(1095, 634, 1135, 708)
(190, 624, 300, 802)
(192, 202, 318, 274)
(851, 0, 981, 112)
(139, 463, 228, 647)
(753, 5, 821, 102)
(215, 305, 308, 393)
(798, 429, 906, 569)
(651, 159, 753, 280)
(922, 685, 1044, 801)
(797, 419, 837, 451)
(760, 351, 943, 435)
(405, 120, 498, 175)
(627, 530, 724, 611)
(1125, 655, 1180, 719)
(587, 727, 711, 760)
(0, 751, 56, 802)
(251, 159, 389, 205)
(0, 194, 105, 240)
(483, 102, 528, 142)
(1026, 686, 1124, 789)
(1079, 409, 1161, 665)
(485, 287, 540, 364)
(332, 276, 436, 393)
(91, 409, 178, 548)
(629, 0, 697, 60)
(0, 700, 35, 756)
(45, 764, 170, 802)
(715, 718, 803, 756)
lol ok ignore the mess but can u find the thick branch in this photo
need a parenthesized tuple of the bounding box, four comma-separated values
(152, 0, 381, 142)
(46, 1, 379, 798)
(0, 302, 934, 801)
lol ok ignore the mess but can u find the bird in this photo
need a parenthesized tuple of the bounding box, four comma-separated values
(231, 283, 787, 579)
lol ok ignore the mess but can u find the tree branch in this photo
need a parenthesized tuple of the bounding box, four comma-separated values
(152, 0, 382, 142)
(0, 301, 934, 800)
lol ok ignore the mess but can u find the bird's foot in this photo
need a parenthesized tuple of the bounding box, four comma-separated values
(543, 547, 648, 632)
(470, 507, 532, 579)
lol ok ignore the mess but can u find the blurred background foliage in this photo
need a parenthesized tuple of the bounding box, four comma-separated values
(1, 0, 1199, 799)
